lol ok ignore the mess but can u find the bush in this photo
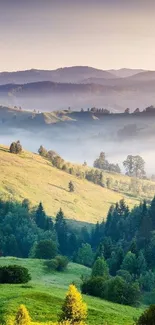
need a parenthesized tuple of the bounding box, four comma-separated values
(81, 276, 106, 298)
(44, 255, 69, 272)
(81, 275, 140, 306)
(45, 259, 59, 271)
(136, 305, 155, 325)
(56, 255, 69, 271)
(105, 276, 140, 306)
(0, 265, 31, 284)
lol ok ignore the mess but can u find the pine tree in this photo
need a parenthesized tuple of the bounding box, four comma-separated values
(60, 284, 87, 323)
(35, 202, 46, 229)
(14, 305, 31, 325)
(55, 209, 68, 255)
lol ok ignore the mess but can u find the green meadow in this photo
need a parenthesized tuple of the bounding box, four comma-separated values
(0, 258, 143, 325)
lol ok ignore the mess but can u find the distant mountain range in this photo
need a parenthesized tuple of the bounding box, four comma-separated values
(0, 66, 155, 112)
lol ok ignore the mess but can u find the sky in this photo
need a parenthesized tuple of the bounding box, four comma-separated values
(1, 0, 155, 71)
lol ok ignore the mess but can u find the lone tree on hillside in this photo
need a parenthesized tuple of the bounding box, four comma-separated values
(14, 304, 31, 325)
(60, 284, 87, 323)
(10, 140, 22, 154)
(69, 181, 74, 192)
(123, 155, 146, 178)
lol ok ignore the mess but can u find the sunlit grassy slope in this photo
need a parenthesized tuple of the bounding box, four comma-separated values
(0, 257, 143, 325)
(0, 146, 142, 223)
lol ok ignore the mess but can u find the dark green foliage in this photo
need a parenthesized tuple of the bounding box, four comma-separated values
(76, 243, 94, 267)
(55, 209, 68, 255)
(34, 240, 58, 259)
(136, 305, 155, 325)
(35, 202, 47, 229)
(44, 258, 59, 271)
(81, 275, 140, 306)
(10, 140, 22, 154)
(81, 276, 107, 298)
(116, 270, 133, 283)
(44, 255, 68, 272)
(121, 251, 137, 275)
(104, 276, 140, 306)
(139, 271, 155, 292)
(0, 265, 31, 283)
(92, 257, 109, 278)
(55, 255, 69, 271)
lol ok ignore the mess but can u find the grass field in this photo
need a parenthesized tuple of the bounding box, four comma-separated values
(0, 257, 143, 325)
(0, 146, 143, 223)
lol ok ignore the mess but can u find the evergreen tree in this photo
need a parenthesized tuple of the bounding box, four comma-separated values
(121, 251, 137, 275)
(60, 284, 87, 323)
(35, 202, 46, 229)
(136, 251, 147, 276)
(92, 257, 109, 278)
(55, 209, 68, 255)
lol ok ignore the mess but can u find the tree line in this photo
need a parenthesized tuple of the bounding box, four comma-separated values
(2, 195, 155, 306)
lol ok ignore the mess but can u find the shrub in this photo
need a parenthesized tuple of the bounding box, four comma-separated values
(14, 304, 31, 325)
(45, 259, 59, 271)
(81, 275, 140, 306)
(44, 255, 69, 272)
(56, 255, 69, 271)
(0, 265, 31, 284)
(81, 276, 106, 298)
(60, 284, 87, 323)
(136, 305, 155, 325)
(105, 276, 140, 306)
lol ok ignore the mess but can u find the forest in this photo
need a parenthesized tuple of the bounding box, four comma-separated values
(1, 194, 155, 306)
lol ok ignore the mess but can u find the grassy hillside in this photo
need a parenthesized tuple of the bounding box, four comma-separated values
(0, 146, 142, 223)
(0, 257, 143, 325)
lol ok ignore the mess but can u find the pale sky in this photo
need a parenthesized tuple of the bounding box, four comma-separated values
(1, 0, 155, 71)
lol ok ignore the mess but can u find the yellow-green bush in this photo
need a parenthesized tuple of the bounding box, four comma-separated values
(60, 284, 87, 323)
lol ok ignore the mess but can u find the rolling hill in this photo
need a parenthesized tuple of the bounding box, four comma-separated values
(0, 66, 116, 85)
(0, 77, 155, 111)
(0, 66, 154, 112)
(0, 146, 141, 223)
(0, 257, 143, 325)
